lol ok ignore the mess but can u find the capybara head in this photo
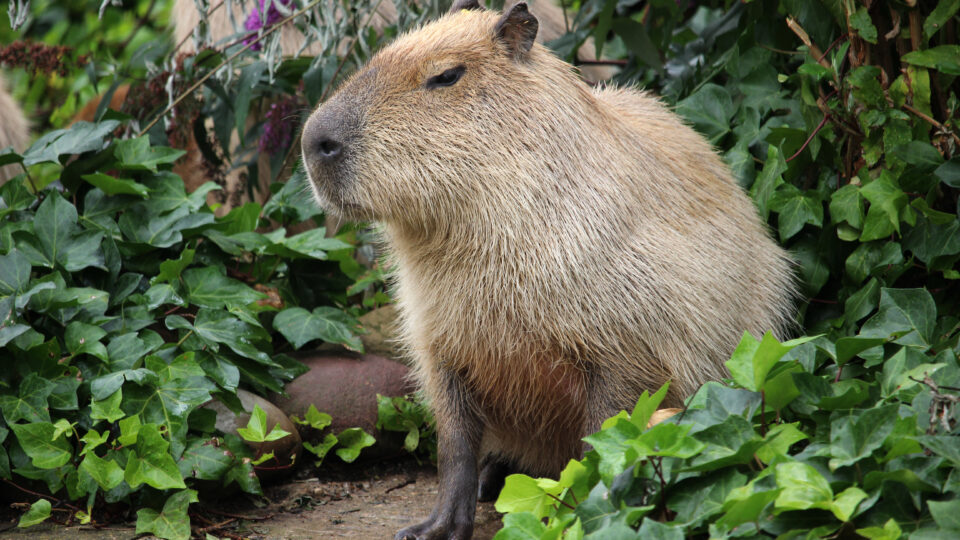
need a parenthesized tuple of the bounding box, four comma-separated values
(301, 2, 590, 227)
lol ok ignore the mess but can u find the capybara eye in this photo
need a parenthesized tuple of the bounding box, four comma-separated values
(425, 65, 466, 89)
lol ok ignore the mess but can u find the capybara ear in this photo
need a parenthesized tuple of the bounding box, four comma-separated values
(495, 2, 538, 60)
(449, 0, 482, 12)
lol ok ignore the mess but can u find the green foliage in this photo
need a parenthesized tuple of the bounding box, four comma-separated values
(496, 327, 958, 538)
(495, 0, 960, 538)
(236, 404, 292, 443)
(17, 499, 52, 528)
(291, 404, 376, 465)
(377, 393, 438, 461)
(0, 116, 366, 532)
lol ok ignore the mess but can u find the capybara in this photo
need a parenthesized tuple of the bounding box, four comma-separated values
(300, 2, 795, 538)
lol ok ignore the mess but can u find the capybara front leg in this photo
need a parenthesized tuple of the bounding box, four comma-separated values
(395, 370, 481, 540)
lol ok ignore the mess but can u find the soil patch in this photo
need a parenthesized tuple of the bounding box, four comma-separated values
(0, 458, 502, 540)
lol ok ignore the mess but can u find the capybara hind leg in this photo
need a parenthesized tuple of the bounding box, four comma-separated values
(477, 456, 513, 502)
(395, 370, 481, 540)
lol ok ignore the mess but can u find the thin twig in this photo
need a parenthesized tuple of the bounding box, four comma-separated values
(18, 162, 39, 193)
(786, 114, 830, 162)
(546, 492, 576, 510)
(902, 103, 960, 147)
(139, 0, 325, 137)
(2, 478, 83, 512)
(816, 34, 849, 63)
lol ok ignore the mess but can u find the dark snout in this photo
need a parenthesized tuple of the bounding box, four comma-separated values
(300, 99, 361, 190)
(302, 114, 345, 165)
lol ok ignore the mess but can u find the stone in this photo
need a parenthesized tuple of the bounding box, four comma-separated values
(273, 352, 414, 458)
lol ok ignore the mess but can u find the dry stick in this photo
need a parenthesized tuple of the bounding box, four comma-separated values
(276, 0, 388, 178)
(902, 102, 960, 147)
(786, 17, 831, 70)
(139, 0, 326, 137)
(908, 9, 921, 52)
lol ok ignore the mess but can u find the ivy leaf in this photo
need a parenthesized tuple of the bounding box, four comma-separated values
(629, 382, 670, 430)
(135, 489, 198, 540)
(269, 228, 352, 259)
(491, 512, 548, 540)
(303, 433, 338, 466)
(34, 191, 105, 271)
(844, 278, 881, 323)
(178, 437, 233, 480)
(90, 389, 125, 423)
(830, 184, 864, 231)
(860, 288, 936, 347)
(114, 136, 186, 172)
(180, 267, 265, 309)
(668, 469, 748, 528)
(236, 404, 291, 443)
(81, 172, 149, 197)
(637, 519, 685, 540)
(828, 405, 899, 469)
(65, 321, 108, 361)
(495, 474, 554, 518)
(834, 335, 886, 366)
(726, 331, 817, 392)
(849, 7, 877, 44)
(17, 499, 51, 528)
(936, 157, 960, 188)
(10, 422, 73, 469)
(928, 499, 960, 531)
(169, 309, 273, 364)
(0, 249, 31, 296)
(902, 45, 960, 75)
(856, 518, 903, 540)
(0, 373, 55, 423)
(124, 424, 187, 490)
(293, 404, 333, 431)
(774, 461, 832, 510)
(273, 306, 364, 351)
(675, 84, 735, 144)
(768, 184, 823, 241)
(79, 452, 124, 490)
(859, 172, 907, 241)
(334, 427, 375, 462)
(904, 216, 960, 264)
(21, 120, 119, 166)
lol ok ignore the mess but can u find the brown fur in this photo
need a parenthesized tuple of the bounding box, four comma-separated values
(301, 5, 796, 488)
(0, 75, 30, 183)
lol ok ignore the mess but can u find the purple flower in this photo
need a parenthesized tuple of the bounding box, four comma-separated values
(259, 97, 298, 155)
(244, 0, 293, 51)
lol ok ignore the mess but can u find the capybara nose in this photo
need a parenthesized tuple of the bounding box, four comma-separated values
(313, 134, 344, 163)
(302, 111, 348, 167)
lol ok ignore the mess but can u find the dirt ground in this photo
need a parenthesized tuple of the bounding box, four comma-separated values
(0, 458, 503, 540)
